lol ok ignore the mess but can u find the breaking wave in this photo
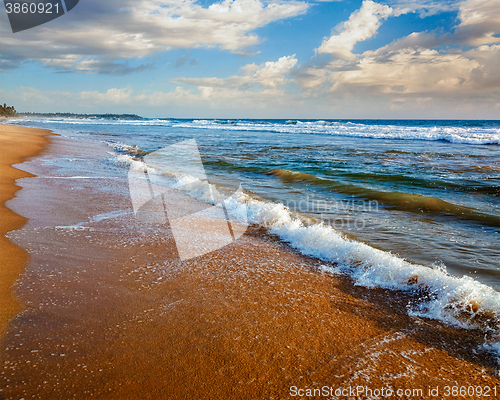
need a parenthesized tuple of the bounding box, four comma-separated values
(181, 119, 500, 146)
(16, 116, 499, 145)
(116, 152, 500, 362)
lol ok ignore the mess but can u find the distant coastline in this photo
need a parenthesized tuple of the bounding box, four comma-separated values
(17, 112, 145, 120)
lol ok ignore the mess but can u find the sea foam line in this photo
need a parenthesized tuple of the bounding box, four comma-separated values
(17, 117, 500, 145)
(179, 120, 500, 145)
(116, 153, 500, 362)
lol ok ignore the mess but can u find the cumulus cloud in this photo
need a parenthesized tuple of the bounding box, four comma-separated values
(453, 0, 500, 45)
(2, 83, 297, 117)
(317, 0, 393, 59)
(464, 44, 500, 89)
(3, 0, 500, 118)
(297, 0, 500, 98)
(173, 55, 298, 89)
(329, 48, 480, 95)
(2, 55, 299, 114)
(0, 0, 308, 73)
(375, 31, 442, 53)
(387, 0, 500, 46)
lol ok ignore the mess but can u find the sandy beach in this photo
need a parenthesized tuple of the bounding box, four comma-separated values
(0, 123, 499, 399)
(0, 123, 53, 337)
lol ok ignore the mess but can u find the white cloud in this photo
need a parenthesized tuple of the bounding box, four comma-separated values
(328, 48, 480, 95)
(297, 37, 492, 99)
(78, 88, 134, 104)
(385, 0, 459, 17)
(317, 0, 393, 59)
(2, 56, 300, 114)
(0, 0, 308, 73)
(388, 0, 500, 46)
(173, 55, 298, 89)
(3, 0, 500, 118)
(453, 0, 500, 45)
(464, 44, 500, 89)
(376, 31, 442, 52)
(298, 0, 500, 99)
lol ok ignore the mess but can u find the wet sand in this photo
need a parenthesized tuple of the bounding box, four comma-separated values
(0, 123, 53, 336)
(0, 127, 499, 399)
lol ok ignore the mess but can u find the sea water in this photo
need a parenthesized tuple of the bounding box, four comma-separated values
(4, 117, 500, 342)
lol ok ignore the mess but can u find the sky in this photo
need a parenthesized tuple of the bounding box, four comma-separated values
(0, 0, 499, 118)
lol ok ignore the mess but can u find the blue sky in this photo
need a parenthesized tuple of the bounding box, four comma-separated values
(1, 0, 499, 118)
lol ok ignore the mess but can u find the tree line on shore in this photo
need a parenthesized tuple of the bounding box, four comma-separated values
(1, 106, 145, 120)
(0, 103, 17, 117)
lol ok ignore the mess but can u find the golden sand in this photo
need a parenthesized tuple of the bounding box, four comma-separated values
(0, 125, 498, 399)
(0, 123, 52, 336)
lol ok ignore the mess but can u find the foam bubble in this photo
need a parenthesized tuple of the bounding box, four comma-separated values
(221, 190, 500, 362)
(124, 157, 500, 363)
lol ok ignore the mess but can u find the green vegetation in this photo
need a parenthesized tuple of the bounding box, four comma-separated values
(19, 112, 143, 120)
(0, 103, 17, 117)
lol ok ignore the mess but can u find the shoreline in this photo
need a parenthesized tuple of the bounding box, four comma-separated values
(0, 123, 499, 398)
(0, 123, 53, 336)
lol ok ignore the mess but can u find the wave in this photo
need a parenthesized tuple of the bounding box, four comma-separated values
(338, 172, 500, 197)
(113, 143, 499, 226)
(108, 142, 151, 157)
(15, 117, 500, 145)
(115, 152, 500, 361)
(213, 119, 236, 125)
(111, 143, 499, 226)
(269, 169, 500, 227)
(180, 120, 500, 146)
(201, 159, 263, 174)
(268, 169, 317, 182)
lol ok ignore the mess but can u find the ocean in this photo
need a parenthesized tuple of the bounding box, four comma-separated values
(3, 116, 500, 365)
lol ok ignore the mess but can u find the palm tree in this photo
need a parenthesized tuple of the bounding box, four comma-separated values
(0, 103, 17, 117)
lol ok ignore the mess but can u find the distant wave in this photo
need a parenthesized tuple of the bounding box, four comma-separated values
(183, 120, 500, 145)
(14, 117, 500, 145)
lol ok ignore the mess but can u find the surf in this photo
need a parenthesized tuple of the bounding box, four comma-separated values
(269, 169, 500, 227)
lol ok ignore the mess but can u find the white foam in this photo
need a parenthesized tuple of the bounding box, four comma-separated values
(122, 156, 500, 362)
(264, 215, 500, 330)
(54, 211, 130, 231)
(221, 190, 500, 362)
(19, 117, 499, 145)
(89, 210, 130, 223)
(175, 120, 500, 145)
(114, 154, 147, 172)
(17, 116, 174, 127)
(172, 174, 201, 189)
